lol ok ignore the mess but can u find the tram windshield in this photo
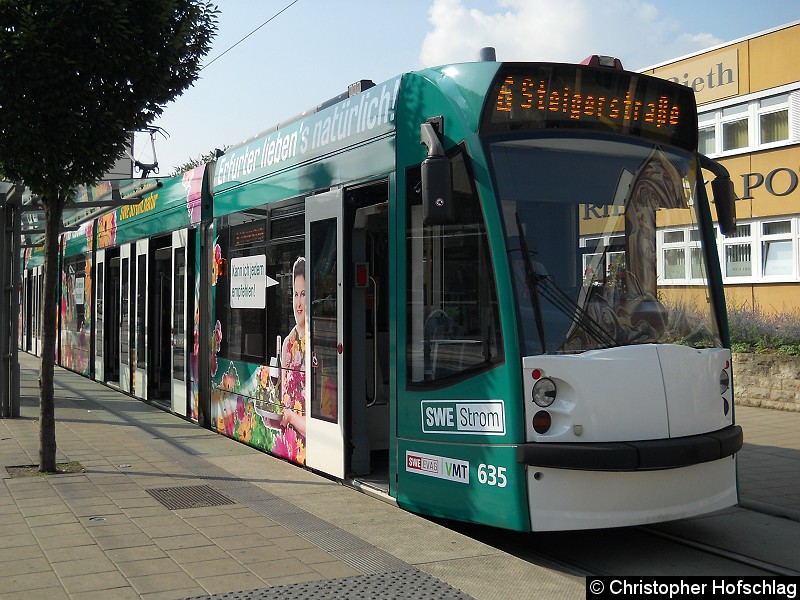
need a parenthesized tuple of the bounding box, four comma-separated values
(489, 135, 723, 355)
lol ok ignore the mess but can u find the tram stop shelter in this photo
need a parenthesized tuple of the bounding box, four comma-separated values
(1, 177, 162, 419)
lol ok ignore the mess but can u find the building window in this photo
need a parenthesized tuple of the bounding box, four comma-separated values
(721, 105, 749, 151)
(699, 126, 716, 155)
(581, 235, 625, 282)
(215, 204, 304, 366)
(724, 224, 753, 278)
(759, 95, 789, 145)
(689, 228, 706, 279)
(664, 248, 686, 279)
(694, 88, 798, 157)
(760, 111, 789, 144)
(761, 220, 794, 277)
(661, 230, 686, 280)
(657, 218, 800, 285)
(659, 228, 708, 282)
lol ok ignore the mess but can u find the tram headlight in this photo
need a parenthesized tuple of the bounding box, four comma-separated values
(532, 377, 557, 407)
(719, 369, 730, 394)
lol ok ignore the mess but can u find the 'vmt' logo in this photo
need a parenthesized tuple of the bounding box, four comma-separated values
(446, 461, 467, 479)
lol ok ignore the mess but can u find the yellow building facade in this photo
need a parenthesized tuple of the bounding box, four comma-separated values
(643, 21, 800, 314)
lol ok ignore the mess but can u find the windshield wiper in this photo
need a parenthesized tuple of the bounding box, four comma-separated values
(514, 212, 547, 353)
(536, 275, 617, 349)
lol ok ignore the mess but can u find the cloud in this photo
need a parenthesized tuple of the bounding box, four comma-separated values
(420, 0, 724, 70)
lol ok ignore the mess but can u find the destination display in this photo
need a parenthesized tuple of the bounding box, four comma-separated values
(482, 64, 698, 150)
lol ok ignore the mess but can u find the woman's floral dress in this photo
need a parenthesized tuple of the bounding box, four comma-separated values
(275, 327, 306, 464)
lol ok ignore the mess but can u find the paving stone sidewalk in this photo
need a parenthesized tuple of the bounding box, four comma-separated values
(1, 354, 581, 600)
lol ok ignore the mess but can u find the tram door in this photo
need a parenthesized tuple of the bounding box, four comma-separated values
(148, 238, 171, 406)
(119, 245, 132, 392)
(170, 229, 189, 416)
(133, 240, 149, 397)
(30, 267, 43, 355)
(94, 250, 105, 380)
(104, 250, 121, 383)
(22, 270, 32, 352)
(305, 191, 345, 478)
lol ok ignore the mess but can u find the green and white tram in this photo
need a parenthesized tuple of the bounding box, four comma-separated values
(28, 53, 743, 532)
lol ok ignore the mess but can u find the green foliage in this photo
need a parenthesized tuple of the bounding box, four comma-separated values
(0, 0, 218, 475)
(777, 345, 800, 357)
(730, 342, 752, 354)
(169, 146, 230, 177)
(0, 0, 219, 197)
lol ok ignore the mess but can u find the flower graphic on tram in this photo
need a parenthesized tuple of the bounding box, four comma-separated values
(97, 211, 116, 249)
(212, 243, 224, 286)
(273, 424, 304, 464)
(212, 361, 239, 436)
(182, 165, 203, 225)
(210, 319, 222, 377)
(235, 399, 256, 443)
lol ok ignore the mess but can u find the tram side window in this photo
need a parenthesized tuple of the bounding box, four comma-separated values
(61, 257, 86, 348)
(216, 207, 304, 367)
(406, 148, 503, 384)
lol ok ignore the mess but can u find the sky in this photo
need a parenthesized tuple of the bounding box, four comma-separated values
(136, 0, 800, 175)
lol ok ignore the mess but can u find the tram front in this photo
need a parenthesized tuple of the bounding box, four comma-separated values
(482, 61, 742, 530)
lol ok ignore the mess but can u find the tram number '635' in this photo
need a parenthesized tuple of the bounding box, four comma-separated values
(477, 464, 507, 488)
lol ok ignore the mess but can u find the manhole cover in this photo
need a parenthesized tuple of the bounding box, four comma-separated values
(145, 485, 235, 510)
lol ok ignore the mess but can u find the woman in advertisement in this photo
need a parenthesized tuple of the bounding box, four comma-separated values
(280, 256, 307, 450)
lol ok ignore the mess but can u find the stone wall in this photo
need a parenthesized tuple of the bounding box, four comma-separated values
(732, 353, 800, 412)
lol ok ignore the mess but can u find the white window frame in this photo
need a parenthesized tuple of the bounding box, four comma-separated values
(719, 103, 751, 154)
(760, 219, 797, 281)
(722, 222, 755, 282)
(580, 234, 626, 283)
(688, 227, 707, 281)
(696, 84, 800, 158)
(756, 93, 791, 149)
(658, 227, 707, 284)
(659, 229, 688, 282)
(657, 217, 800, 285)
(697, 115, 716, 156)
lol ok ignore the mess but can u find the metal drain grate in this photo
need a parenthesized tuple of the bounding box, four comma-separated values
(145, 484, 235, 510)
(185, 569, 475, 599)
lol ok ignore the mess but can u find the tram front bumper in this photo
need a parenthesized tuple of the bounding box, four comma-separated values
(516, 424, 742, 471)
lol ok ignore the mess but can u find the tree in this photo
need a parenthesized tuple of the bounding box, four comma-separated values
(0, 0, 218, 472)
(169, 146, 230, 177)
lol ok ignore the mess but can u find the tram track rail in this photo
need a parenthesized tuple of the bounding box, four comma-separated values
(443, 507, 800, 579)
(640, 524, 800, 577)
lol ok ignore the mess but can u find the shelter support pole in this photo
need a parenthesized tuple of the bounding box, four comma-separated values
(1, 184, 22, 418)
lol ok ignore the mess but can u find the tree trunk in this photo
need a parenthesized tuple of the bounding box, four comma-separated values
(38, 191, 64, 473)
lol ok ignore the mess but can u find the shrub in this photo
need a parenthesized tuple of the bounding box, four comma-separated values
(727, 304, 800, 355)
